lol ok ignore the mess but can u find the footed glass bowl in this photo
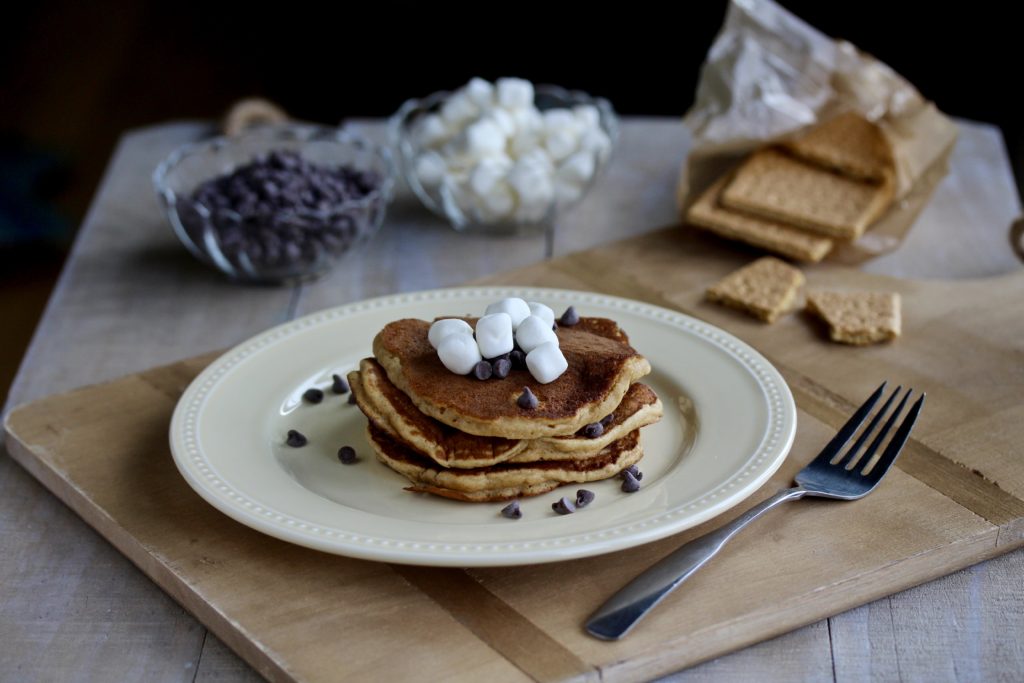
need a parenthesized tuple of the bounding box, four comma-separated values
(153, 124, 395, 284)
(389, 84, 618, 237)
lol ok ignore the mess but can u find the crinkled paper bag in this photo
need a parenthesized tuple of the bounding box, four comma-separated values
(678, 0, 958, 263)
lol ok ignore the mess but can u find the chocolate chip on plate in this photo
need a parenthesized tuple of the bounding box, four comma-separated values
(337, 445, 357, 464)
(517, 387, 538, 410)
(576, 489, 595, 508)
(621, 471, 641, 493)
(559, 306, 580, 326)
(303, 388, 324, 404)
(582, 422, 604, 438)
(473, 360, 493, 380)
(331, 374, 350, 394)
(286, 429, 307, 447)
(620, 465, 643, 481)
(552, 497, 576, 515)
(500, 501, 522, 519)
(492, 357, 512, 379)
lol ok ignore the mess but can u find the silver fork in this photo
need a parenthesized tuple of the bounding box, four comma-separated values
(586, 381, 925, 640)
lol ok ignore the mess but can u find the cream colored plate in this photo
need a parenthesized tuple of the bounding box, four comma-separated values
(169, 287, 796, 566)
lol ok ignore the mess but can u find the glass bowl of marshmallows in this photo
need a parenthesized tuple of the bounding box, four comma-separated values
(389, 78, 618, 234)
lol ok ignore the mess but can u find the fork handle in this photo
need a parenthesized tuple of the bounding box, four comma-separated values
(586, 486, 807, 640)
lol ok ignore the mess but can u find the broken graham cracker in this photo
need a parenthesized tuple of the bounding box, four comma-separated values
(806, 290, 901, 345)
(706, 257, 805, 323)
(686, 174, 834, 263)
(780, 112, 894, 183)
(720, 148, 894, 241)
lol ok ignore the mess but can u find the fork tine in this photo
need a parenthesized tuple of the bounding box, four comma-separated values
(837, 385, 902, 469)
(810, 381, 887, 467)
(859, 388, 913, 473)
(865, 393, 925, 483)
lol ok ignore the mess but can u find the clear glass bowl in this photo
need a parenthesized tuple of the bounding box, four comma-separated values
(153, 124, 395, 284)
(389, 84, 618, 235)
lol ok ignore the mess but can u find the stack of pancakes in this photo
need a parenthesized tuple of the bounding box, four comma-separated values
(348, 316, 663, 502)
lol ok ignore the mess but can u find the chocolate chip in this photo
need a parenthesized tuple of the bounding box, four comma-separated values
(575, 489, 595, 508)
(552, 497, 576, 515)
(500, 501, 522, 519)
(337, 446, 357, 464)
(492, 358, 512, 379)
(517, 387, 538, 410)
(303, 388, 324, 404)
(582, 422, 604, 438)
(331, 374, 350, 394)
(473, 360, 493, 380)
(621, 471, 641, 492)
(347, 392, 357, 405)
(600, 413, 616, 427)
(286, 430, 307, 447)
(509, 349, 526, 370)
(559, 306, 580, 326)
(620, 465, 643, 481)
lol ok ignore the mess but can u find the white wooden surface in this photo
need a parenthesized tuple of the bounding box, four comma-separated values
(1, 118, 1021, 682)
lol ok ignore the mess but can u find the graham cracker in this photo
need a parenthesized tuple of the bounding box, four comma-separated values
(781, 112, 894, 183)
(706, 257, 805, 323)
(720, 148, 894, 241)
(805, 290, 901, 345)
(686, 174, 834, 263)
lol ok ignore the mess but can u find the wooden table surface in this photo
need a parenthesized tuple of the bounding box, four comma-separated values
(2, 117, 1021, 682)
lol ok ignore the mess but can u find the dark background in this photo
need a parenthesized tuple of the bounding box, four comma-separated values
(1, 0, 1021, 398)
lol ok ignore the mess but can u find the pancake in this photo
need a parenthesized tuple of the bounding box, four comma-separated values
(352, 358, 663, 466)
(366, 422, 644, 502)
(348, 359, 528, 468)
(373, 317, 652, 439)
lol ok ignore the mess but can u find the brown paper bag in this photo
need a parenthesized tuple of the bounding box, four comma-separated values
(678, 0, 958, 263)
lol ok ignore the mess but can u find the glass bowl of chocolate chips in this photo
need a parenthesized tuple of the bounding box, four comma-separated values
(154, 124, 395, 284)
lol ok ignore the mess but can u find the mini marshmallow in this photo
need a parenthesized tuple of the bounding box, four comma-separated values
(515, 315, 558, 353)
(437, 333, 482, 375)
(573, 104, 601, 128)
(558, 150, 596, 185)
(417, 114, 450, 148)
(465, 77, 494, 107)
(496, 78, 534, 110)
(469, 156, 512, 196)
(475, 313, 514, 359)
(414, 151, 447, 187)
(465, 118, 506, 157)
(428, 318, 473, 349)
(526, 341, 568, 384)
(542, 109, 579, 134)
(508, 159, 555, 210)
(487, 109, 516, 137)
(527, 302, 555, 326)
(440, 92, 478, 125)
(478, 182, 516, 220)
(485, 298, 531, 328)
(544, 129, 578, 162)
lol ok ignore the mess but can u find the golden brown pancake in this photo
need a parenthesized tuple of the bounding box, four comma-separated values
(373, 317, 652, 439)
(348, 359, 528, 468)
(366, 422, 644, 502)
(351, 358, 663, 466)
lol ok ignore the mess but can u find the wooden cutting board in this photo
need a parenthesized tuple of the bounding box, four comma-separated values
(5, 226, 1024, 683)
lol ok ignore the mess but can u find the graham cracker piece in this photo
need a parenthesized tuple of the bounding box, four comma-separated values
(720, 148, 894, 241)
(687, 174, 834, 263)
(706, 257, 805, 323)
(805, 290, 901, 345)
(781, 112, 894, 183)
